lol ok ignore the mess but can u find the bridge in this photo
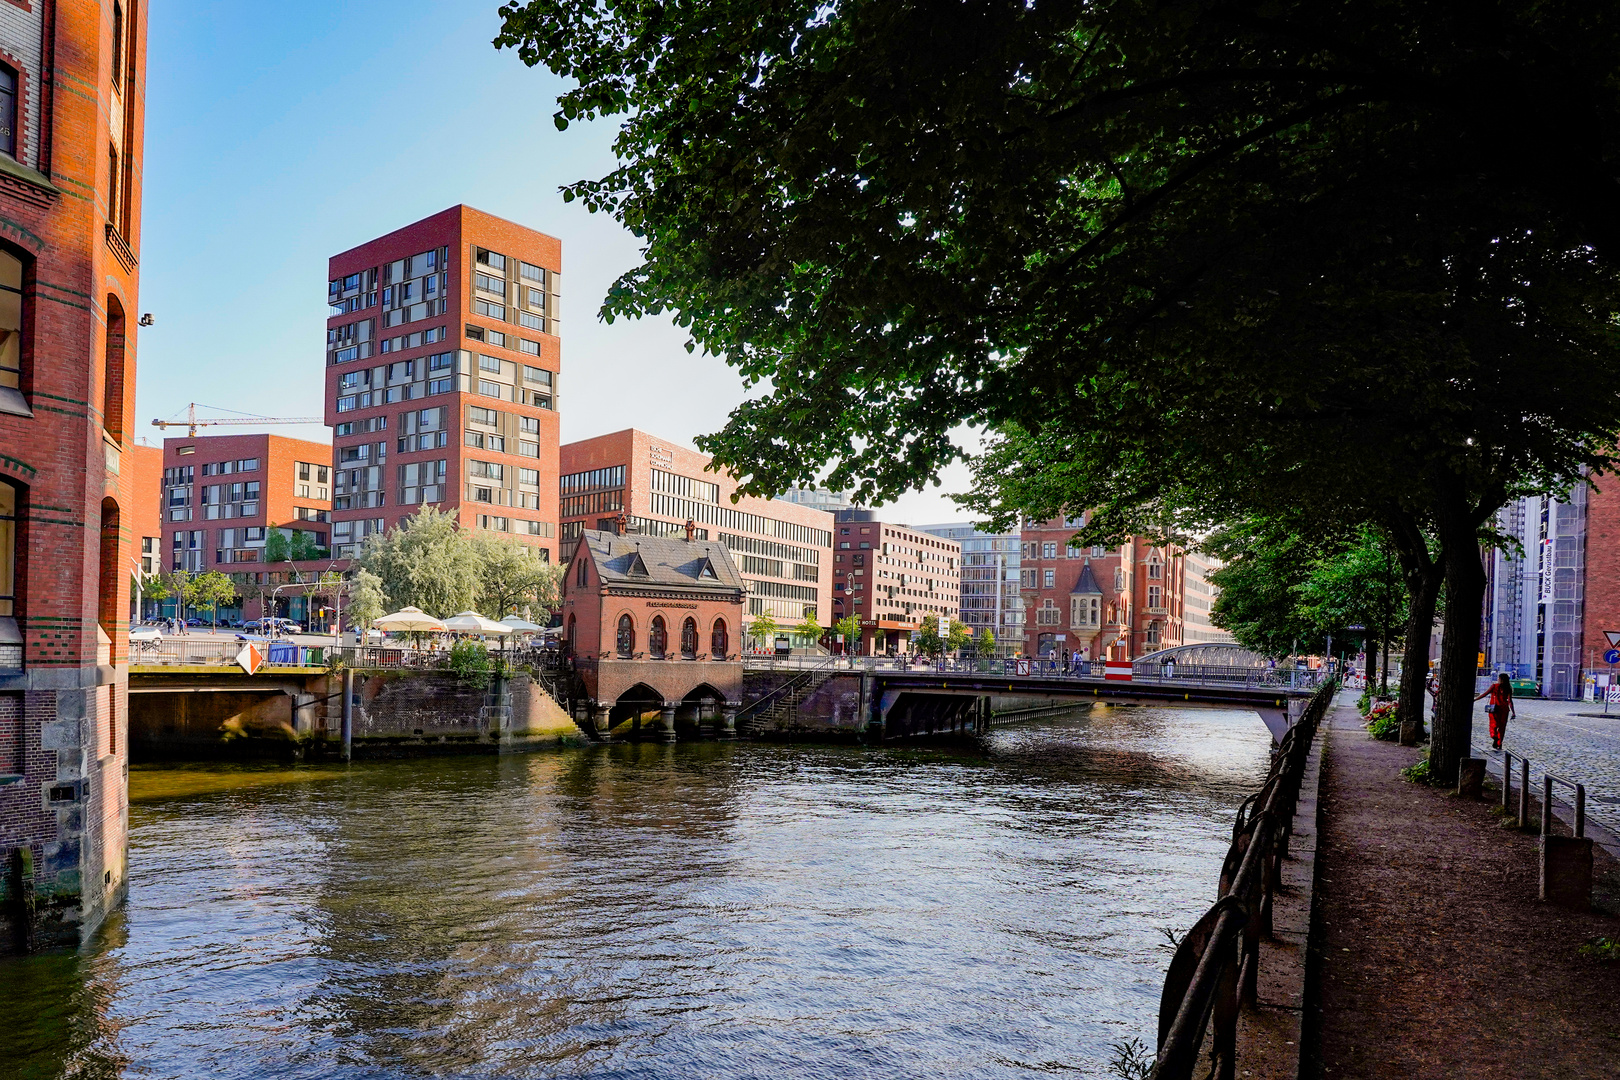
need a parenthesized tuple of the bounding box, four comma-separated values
(739, 656, 1318, 742)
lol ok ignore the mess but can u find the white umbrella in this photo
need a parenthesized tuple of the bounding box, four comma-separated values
(500, 617, 545, 633)
(373, 606, 447, 632)
(442, 611, 516, 636)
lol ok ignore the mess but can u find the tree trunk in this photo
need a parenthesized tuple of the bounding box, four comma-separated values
(1432, 525, 1489, 786)
(1387, 517, 1443, 736)
(1365, 634, 1379, 694)
(1381, 635, 1391, 695)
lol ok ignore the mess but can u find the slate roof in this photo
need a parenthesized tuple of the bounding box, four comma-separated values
(1070, 562, 1104, 594)
(577, 530, 747, 593)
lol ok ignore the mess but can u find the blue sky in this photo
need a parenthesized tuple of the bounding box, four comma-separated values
(132, 0, 972, 525)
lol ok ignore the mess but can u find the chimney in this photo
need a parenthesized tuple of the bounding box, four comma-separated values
(614, 511, 628, 536)
(684, 518, 696, 542)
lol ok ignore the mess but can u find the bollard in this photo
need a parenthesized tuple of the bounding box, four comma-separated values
(1542, 774, 1554, 836)
(1540, 835, 1594, 909)
(1502, 752, 1514, 812)
(1456, 757, 1485, 799)
(1576, 784, 1586, 839)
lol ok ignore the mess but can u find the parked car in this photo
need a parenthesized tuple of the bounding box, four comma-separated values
(129, 624, 163, 643)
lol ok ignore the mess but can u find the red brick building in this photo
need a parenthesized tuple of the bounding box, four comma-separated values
(829, 509, 961, 654)
(159, 433, 333, 623)
(324, 206, 562, 562)
(559, 429, 834, 627)
(561, 529, 744, 736)
(0, 0, 147, 950)
(1017, 517, 1189, 661)
(129, 442, 160, 614)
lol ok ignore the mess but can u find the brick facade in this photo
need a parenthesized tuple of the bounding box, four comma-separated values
(0, 0, 146, 951)
(324, 206, 562, 563)
(559, 429, 835, 628)
(1017, 518, 1190, 661)
(830, 510, 961, 654)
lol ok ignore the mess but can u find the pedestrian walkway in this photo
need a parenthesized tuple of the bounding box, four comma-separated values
(1307, 698, 1620, 1078)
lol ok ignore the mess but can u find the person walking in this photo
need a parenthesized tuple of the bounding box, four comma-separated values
(1475, 671, 1516, 750)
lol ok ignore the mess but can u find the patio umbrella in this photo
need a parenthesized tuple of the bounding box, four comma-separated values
(500, 618, 545, 633)
(372, 607, 447, 632)
(442, 611, 516, 636)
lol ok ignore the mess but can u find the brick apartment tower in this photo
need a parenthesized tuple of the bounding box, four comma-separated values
(324, 206, 562, 562)
(558, 429, 834, 628)
(158, 433, 334, 624)
(129, 442, 160, 614)
(0, 0, 147, 951)
(829, 509, 961, 654)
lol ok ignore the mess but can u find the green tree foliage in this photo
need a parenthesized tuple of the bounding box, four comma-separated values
(946, 619, 972, 654)
(497, 0, 1620, 783)
(977, 627, 997, 656)
(474, 532, 564, 621)
(834, 614, 861, 651)
(1295, 526, 1408, 693)
(1206, 520, 1329, 660)
(747, 613, 779, 648)
(357, 507, 483, 618)
(794, 614, 824, 647)
(448, 639, 494, 688)
(914, 614, 945, 658)
(188, 571, 238, 630)
(346, 569, 386, 633)
(264, 528, 327, 565)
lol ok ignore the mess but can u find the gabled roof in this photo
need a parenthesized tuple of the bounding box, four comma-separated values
(1070, 562, 1103, 595)
(577, 530, 747, 592)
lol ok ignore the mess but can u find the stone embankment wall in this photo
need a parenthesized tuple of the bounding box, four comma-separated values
(129, 670, 585, 760)
(740, 671, 1089, 740)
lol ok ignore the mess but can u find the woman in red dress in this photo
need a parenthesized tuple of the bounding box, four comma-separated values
(1474, 672, 1515, 750)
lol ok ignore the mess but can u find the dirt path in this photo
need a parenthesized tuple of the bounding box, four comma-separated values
(1306, 700, 1620, 1078)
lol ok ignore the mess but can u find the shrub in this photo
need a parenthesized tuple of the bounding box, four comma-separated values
(1579, 937, 1620, 963)
(1105, 1037, 1154, 1079)
(1365, 702, 1401, 741)
(448, 639, 493, 687)
(1401, 757, 1434, 785)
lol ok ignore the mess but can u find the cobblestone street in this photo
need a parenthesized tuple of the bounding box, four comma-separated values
(1464, 696, 1620, 838)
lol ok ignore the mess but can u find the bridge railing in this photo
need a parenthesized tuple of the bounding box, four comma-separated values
(132, 637, 246, 666)
(1150, 678, 1336, 1080)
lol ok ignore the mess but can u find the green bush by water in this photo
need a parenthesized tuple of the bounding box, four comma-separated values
(1365, 703, 1401, 741)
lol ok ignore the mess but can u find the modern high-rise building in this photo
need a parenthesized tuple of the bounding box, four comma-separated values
(831, 510, 961, 654)
(324, 206, 562, 561)
(0, 0, 148, 951)
(778, 486, 856, 512)
(1182, 549, 1233, 645)
(558, 430, 834, 624)
(1487, 490, 1588, 699)
(916, 522, 1022, 656)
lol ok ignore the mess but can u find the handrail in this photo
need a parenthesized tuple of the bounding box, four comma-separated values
(1485, 745, 1589, 839)
(737, 655, 844, 720)
(1150, 679, 1336, 1080)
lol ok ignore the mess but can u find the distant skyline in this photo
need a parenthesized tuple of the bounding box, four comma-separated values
(132, 0, 974, 527)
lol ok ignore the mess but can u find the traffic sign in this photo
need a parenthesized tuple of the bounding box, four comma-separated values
(1606, 649, 1620, 666)
(1606, 630, 1620, 648)
(1015, 658, 1030, 676)
(235, 643, 263, 675)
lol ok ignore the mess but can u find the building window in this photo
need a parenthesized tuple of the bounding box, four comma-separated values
(576, 557, 587, 588)
(108, 145, 119, 229)
(711, 618, 728, 660)
(681, 617, 698, 659)
(1148, 557, 1163, 580)
(1148, 585, 1163, 609)
(1043, 569, 1055, 588)
(0, 247, 22, 397)
(566, 613, 576, 653)
(649, 615, 667, 658)
(616, 613, 635, 658)
(0, 479, 15, 621)
(0, 66, 17, 159)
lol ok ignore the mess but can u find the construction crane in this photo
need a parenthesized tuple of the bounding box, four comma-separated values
(151, 403, 322, 438)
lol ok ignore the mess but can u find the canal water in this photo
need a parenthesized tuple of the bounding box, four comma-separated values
(3, 704, 1273, 1079)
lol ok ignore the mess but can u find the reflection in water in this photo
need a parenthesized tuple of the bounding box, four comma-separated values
(2, 704, 1272, 1079)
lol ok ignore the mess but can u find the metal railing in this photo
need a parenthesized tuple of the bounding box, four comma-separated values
(737, 655, 845, 726)
(741, 653, 1324, 691)
(1488, 747, 1588, 838)
(1150, 679, 1335, 1080)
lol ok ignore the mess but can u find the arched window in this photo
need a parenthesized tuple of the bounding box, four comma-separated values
(616, 613, 634, 657)
(681, 617, 698, 659)
(0, 479, 15, 671)
(565, 613, 575, 653)
(649, 615, 667, 658)
(576, 556, 588, 588)
(711, 618, 728, 660)
(0, 246, 22, 405)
